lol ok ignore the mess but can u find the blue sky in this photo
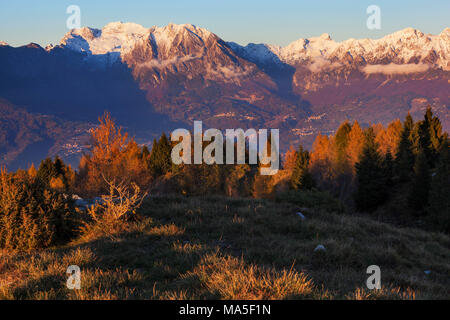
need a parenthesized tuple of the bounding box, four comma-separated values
(0, 0, 449, 47)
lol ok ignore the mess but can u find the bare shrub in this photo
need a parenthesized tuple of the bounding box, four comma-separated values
(81, 178, 147, 238)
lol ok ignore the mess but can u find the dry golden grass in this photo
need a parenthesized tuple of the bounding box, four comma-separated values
(0, 194, 449, 300)
(181, 253, 320, 300)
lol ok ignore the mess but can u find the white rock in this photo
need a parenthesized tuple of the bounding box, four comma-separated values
(314, 244, 326, 252)
(296, 212, 306, 220)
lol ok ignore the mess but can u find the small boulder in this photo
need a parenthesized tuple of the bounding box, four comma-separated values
(314, 244, 326, 252)
(296, 212, 306, 220)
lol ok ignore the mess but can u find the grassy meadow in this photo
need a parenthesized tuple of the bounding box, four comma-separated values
(1, 193, 448, 300)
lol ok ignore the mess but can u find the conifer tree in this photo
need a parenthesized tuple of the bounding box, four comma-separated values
(148, 133, 172, 177)
(142, 145, 150, 161)
(75, 112, 150, 196)
(429, 108, 444, 164)
(334, 121, 352, 166)
(427, 140, 450, 232)
(347, 121, 365, 167)
(284, 146, 298, 170)
(37, 157, 56, 184)
(383, 150, 394, 185)
(408, 148, 431, 212)
(27, 163, 37, 180)
(395, 114, 415, 181)
(290, 145, 315, 190)
(354, 128, 388, 212)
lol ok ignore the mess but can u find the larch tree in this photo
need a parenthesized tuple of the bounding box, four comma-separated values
(76, 112, 148, 197)
(347, 120, 365, 168)
(283, 145, 298, 171)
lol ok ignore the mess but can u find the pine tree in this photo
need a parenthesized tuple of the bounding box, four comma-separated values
(159, 133, 172, 174)
(37, 158, 56, 184)
(142, 145, 150, 160)
(408, 148, 431, 212)
(416, 107, 434, 166)
(395, 114, 415, 182)
(383, 150, 394, 185)
(290, 145, 315, 190)
(429, 108, 444, 165)
(148, 133, 172, 177)
(427, 140, 450, 232)
(354, 128, 388, 212)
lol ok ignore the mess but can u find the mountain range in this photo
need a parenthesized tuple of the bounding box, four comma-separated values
(1, 22, 449, 170)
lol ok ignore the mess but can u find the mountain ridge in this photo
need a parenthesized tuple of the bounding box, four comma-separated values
(0, 22, 448, 170)
(52, 23, 450, 70)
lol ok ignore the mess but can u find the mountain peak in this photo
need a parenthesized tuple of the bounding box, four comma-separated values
(440, 27, 450, 37)
(318, 33, 332, 41)
(153, 23, 214, 40)
(102, 21, 148, 35)
(24, 43, 43, 49)
(59, 22, 217, 57)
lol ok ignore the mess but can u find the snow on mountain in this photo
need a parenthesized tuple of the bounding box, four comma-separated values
(227, 42, 283, 66)
(61, 22, 148, 55)
(59, 22, 217, 66)
(234, 27, 450, 71)
(58, 22, 450, 75)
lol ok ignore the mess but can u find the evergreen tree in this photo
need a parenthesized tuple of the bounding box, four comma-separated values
(148, 133, 172, 177)
(383, 150, 394, 185)
(142, 145, 150, 161)
(354, 128, 388, 212)
(290, 145, 315, 190)
(427, 140, 450, 232)
(53, 156, 65, 176)
(37, 158, 56, 184)
(395, 113, 415, 181)
(408, 148, 431, 212)
(429, 108, 444, 164)
(415, 106, 444, 167)
(141, 145, 150, 169)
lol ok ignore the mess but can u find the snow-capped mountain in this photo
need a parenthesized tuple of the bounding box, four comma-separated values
(58, 23, 450, 72)
(236, 28, 450, 70)
(58, 22, 262, 84)
(0, 22, 449, 169)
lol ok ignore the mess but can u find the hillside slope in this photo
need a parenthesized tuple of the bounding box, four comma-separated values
(1, 195, 448, 300)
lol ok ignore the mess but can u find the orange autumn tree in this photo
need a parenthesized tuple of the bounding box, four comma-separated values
(309, 119, 403, 201)
(283, 145, 298, 171)
(375, 120, 403, 156)
(346, 121, 365, 169)
(309, 133, 335, 190)
(76, 112, 150, 197)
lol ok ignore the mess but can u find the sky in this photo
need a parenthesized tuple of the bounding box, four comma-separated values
(0, 0, 449, 47)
